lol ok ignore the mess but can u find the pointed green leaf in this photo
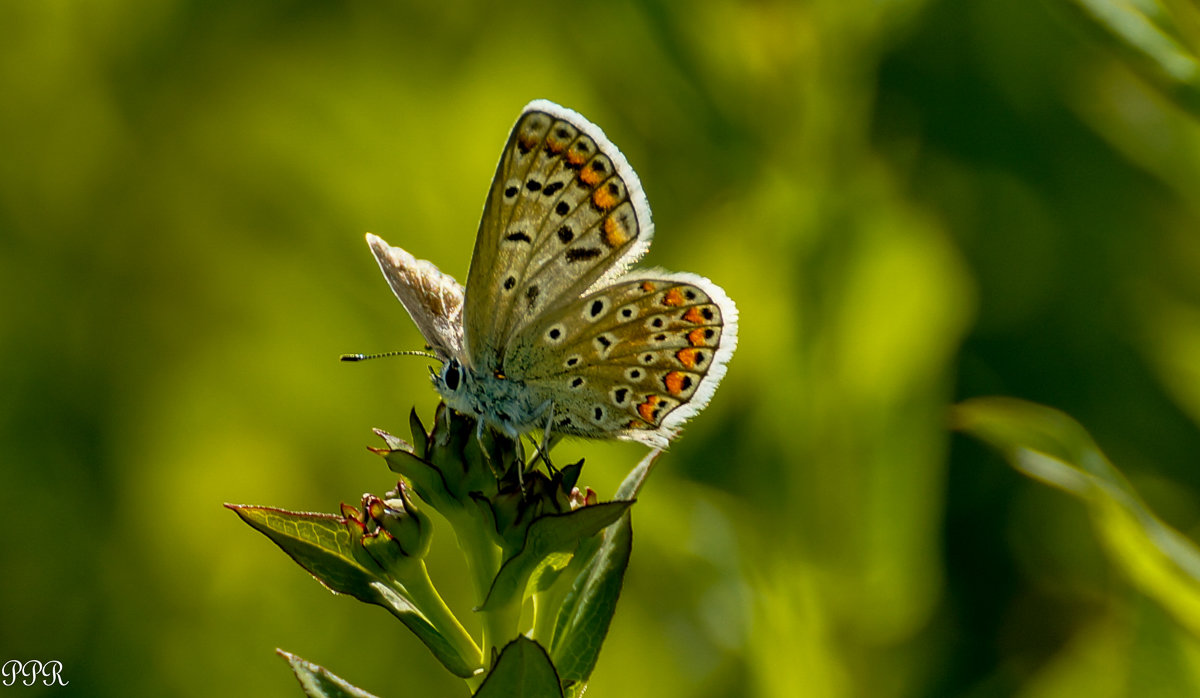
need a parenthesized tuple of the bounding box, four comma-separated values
(409, 407, 429, 457)
(277, 650, 380, 698)
(473, 637, 563, 698)
(382, 448, 455, 511)
(228, 504, 381, 599)
(480, 502, 632, 612)
(372, 427, 413, 454)
(549, 510, 633, 685)
(228, 504, 479, 678)
(530, 448, 657, 664)
(954, 397, 1200, 637)
(614, 448, 662, 501)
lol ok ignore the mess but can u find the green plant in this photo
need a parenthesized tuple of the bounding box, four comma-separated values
(229, 403, 659, 697)
(955, 398, 1200, 660)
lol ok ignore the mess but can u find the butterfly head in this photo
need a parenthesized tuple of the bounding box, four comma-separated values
(432, 357, 480, 417)
(436, 358, 464, 393)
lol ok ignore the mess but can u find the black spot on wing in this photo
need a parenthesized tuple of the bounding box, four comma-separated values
(566, 248, 602, 263)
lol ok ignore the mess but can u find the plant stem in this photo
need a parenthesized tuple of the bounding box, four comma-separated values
(452, 512, 525, 668)
(397, 562, 482, 678)
(454, 513, 500, 602)
(530, 590, 557, 646)
(481, 594, 522, 668)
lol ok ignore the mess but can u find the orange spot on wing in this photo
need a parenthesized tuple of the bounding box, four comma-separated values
(591, 184, 619, 211)
(579, 163, 605, 186)
(662, 288, 686, 307)
(640, 281, 656, 293)
(603, 216, 630, 248)
(664, 371, 689, 395)
(566, 148, 589, 167)
(682, 307, 707, 323)
(637, 395, 662, 422)
(518, 133, 540, 153)
(676, 348, 703, 369)
(687, 329, 709, 346)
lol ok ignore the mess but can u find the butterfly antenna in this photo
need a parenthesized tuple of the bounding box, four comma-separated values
(340, 350, 442, 362)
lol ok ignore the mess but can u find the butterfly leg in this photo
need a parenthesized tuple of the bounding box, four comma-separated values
(526, 401, 560, 475)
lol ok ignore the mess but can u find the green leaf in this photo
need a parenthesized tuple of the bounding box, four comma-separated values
(480, 502, 632, 612)
(529, 552, 574, 595)
(548, 510, 633, 685)
(614, 448, 662, 501)
(277, 650, 380, 698)
(228, 504, 381, 599)
(1060, 0, 1200, 116)
(371, 427, 413, 454)
(954, 397, 1200, 637)
(529, 450, 657, 672)
(409, 407, 429, 457)
(228, 504, 479, 678)
(473, 637, 563, 698)
(382, 448, 455, 511)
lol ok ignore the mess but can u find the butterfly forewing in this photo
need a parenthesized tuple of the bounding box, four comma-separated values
(463, 101, 653, 373)
(507, 273, 738, 448)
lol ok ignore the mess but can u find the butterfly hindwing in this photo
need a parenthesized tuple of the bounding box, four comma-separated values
(507, 272, 738, 448)
(463, 101, 654, 373)
(367, 233, 465, 360)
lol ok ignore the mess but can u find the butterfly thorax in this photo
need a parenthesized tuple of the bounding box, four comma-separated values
(434, 359, 550, 438)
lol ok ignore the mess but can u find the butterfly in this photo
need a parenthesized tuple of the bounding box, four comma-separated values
(363, 100, 737, 450)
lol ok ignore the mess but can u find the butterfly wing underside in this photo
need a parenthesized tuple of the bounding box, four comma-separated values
(463, 100, 654, 373)
(505, 271, 739, 449)
(366, 233, 465, 361)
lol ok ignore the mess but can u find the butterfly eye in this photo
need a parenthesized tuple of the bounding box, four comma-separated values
(443, 360, 462, 392)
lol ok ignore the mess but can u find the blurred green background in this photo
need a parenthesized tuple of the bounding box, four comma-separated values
(4, 0, 1200, 695)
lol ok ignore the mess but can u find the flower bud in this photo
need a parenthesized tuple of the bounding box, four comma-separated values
(569, 486, 598, 509)
(365, 482, 432, 560)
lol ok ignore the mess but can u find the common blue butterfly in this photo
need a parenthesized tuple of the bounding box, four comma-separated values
(365, 100, 738, 449)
